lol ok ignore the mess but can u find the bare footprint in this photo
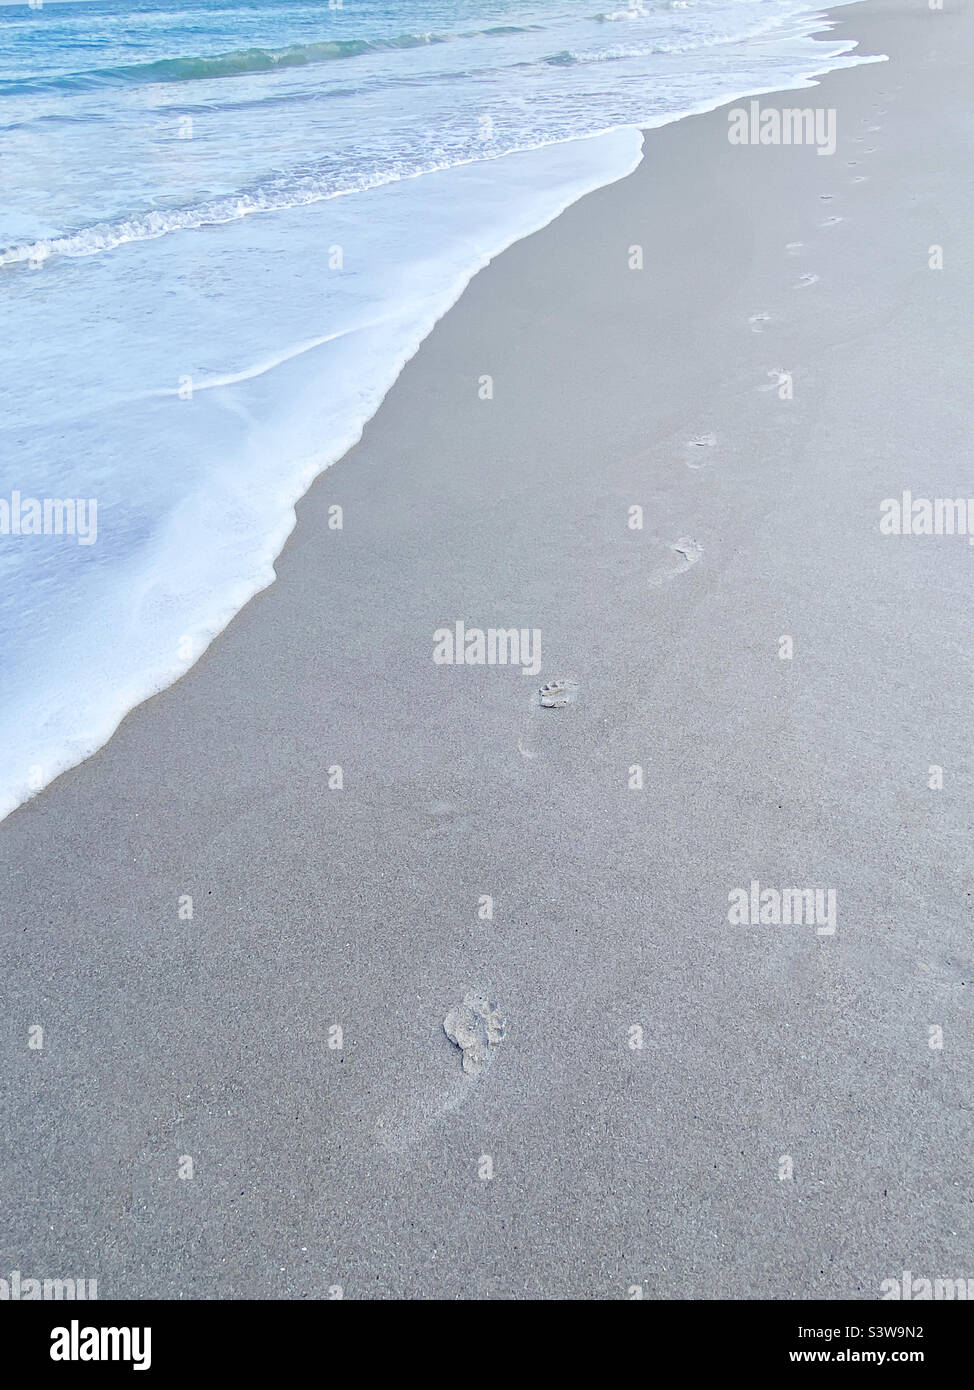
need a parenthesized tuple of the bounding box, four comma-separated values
(516, 677, 579, 758)
(444, 991, 506, 1076)
(684, 432, 717, 469)
(537, 678, 579, 709)
(375, 993, 506, 1154)
(648, 537, 703, 587)
(671, 537, 702, 568)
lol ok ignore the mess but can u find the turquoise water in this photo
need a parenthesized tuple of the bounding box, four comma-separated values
(0, 0, 870, 818)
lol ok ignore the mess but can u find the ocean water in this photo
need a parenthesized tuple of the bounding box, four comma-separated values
(0, 0, 872, 821)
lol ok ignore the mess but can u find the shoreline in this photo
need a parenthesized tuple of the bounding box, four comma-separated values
(0, 4, 879, 828)
(3, 0, 972, 1299)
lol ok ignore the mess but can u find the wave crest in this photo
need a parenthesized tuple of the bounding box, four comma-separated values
(0, 26, 543, 95)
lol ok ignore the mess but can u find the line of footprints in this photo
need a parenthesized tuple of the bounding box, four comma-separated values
(683, 102, 886, 472)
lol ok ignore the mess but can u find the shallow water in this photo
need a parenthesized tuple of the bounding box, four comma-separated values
(0, 0, 869, 819)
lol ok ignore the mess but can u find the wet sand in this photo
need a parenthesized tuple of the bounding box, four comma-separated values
(2, 0, 971, 1298)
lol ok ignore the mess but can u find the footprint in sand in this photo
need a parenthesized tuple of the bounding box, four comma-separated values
(795, 273, 819, 288)
(684, 432, 717, 469)
(748, 313, 771, 332)
(537, 678, 579, 709)
(516, 678, 579, 758)
(375, 993, 507, 1153)
(444, 991, 506, 1077)
(671, 538, 702, 567)
(648, 537, 702, 587)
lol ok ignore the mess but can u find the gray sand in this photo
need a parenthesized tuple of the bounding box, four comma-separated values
(1, 0, 971, 1299)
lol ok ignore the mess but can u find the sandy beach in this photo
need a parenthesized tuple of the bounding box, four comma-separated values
(2, 0, 971, 1299)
